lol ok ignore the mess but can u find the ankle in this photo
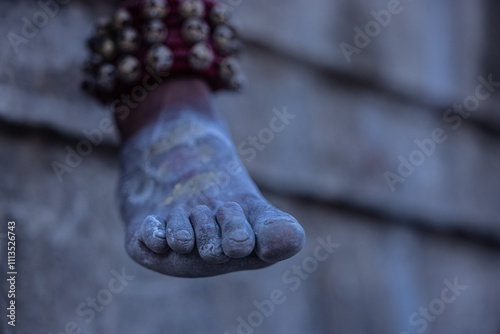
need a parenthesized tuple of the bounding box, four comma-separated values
(113, 77, 216, 140)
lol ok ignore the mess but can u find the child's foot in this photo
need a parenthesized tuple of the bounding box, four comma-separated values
(116, 78, 305, 277)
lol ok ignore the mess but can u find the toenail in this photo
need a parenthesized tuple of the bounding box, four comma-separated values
(229, 229, 250, 242)
(174, 229, 192, 241)
(264, 218, 295, 226)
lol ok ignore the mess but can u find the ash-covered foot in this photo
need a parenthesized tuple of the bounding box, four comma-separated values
(119, 109, 305, 277)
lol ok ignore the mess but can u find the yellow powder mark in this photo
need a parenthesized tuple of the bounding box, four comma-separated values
(161, 172, 217, 206)
(150, 122, 206, 156)
(146, 144, 215, 180)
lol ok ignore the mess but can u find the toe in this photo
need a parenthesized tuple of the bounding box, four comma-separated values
(166, 207, 195, 253)
(250, 206, 306, 263)
(140, 215, 169, 254)
(216, 202, 255, 258)
(190, 205, 229, 264)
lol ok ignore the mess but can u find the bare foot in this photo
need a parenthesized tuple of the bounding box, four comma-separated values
(116, 78, 305, 277)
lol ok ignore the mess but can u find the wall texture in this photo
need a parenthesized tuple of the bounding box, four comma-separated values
(1, 0, 499, 333)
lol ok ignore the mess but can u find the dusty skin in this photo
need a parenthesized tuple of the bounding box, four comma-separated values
(116, 78, 306, 277)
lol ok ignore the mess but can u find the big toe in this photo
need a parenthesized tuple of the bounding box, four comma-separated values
(251, 207, 306, 263)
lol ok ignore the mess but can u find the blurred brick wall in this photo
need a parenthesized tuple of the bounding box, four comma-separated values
(1, 0, 499, 333)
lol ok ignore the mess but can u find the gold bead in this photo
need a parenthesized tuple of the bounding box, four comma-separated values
(209, 4, 231, 25)
(96, 64, 117, 92)
(117, 28, 141, 54)
(219, 57, 239, 80)
(96, 37, 116, 61)
(146, 44, 173, 76)
(142, 0, 169, 20)
(117, 56, 142, 83)
(143, 20, 167, 44)
(227, 73, 246, 91)
(112, 9, 132, 30)
(219, 57, 246, 90)
(213, 25, 239, 55)
(179, 0, 205, 19)
(189, 43, 214, 71)
(182, 18, 209, 45)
